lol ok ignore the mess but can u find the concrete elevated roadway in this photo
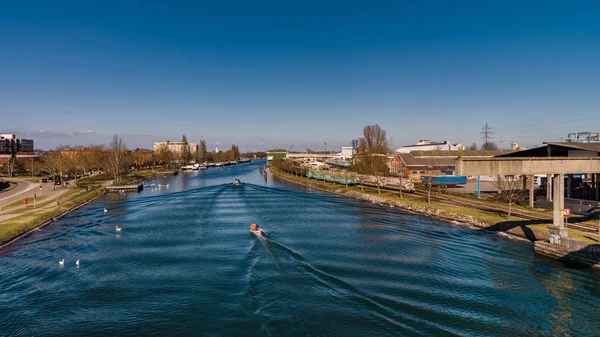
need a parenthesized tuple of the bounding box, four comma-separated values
(457, 157, 600, 240)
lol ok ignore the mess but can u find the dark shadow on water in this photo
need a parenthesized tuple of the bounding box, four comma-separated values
(559, 244, 600, 269)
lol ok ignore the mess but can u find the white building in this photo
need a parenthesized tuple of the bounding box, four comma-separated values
(153, 140, 198, 154)
(340, 146, 354, 160)
(396, 140, 458, 153)
(511, 142, 527, 151)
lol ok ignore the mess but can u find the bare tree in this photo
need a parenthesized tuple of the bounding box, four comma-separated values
(481, 142, 499, 150)
(105, 134, 129, 184)
(496, 175, 526, 219)
(42, 149, 68, 190)
(2, 155, 17, 177)
(398, 168, 404, 199)
(156, 142, 174, 168)
(198, 140, 207, 163)
(358, 124, 390, 194)
(230, 144, 240, 160)
(468, 143, 478, 151)
(180, 135, 192, 164)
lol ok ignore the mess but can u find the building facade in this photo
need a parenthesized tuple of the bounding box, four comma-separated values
(153, 140, 198, 154)
(396, 140, 459, 153)
(0, 134, 34, 154)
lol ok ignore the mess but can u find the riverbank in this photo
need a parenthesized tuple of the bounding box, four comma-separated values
(270, 167, 600, 268)
(0, 187, 106, 248)
(271, 167, 599, 242)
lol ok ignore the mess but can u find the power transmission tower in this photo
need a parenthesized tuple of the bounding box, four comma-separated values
(480, 123, 493, 149)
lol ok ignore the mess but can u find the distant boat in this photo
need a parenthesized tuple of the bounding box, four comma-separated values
(182, 163, 200, 171)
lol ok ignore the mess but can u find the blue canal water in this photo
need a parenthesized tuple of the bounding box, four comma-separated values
(1, 160, 599, 336)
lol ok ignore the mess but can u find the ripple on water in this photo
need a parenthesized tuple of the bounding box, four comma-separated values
(1, 162, 600, 336)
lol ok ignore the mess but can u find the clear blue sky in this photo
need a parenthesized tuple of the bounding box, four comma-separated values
(2, 1, 599, 151)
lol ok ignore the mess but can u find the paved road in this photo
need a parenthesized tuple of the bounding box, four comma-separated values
(0, 180, 38, 208)
(0, 179, 66, 210)
(0, 185, 73, 222)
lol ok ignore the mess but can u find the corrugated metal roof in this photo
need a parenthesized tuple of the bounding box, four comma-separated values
(544, 142, 600, 152)
(397, 150, 511, 170)
(410, 150, 512, 157)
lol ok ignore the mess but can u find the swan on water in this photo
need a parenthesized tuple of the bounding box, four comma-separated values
(104, 208, 107, 213)
(116, 226, 122, 233)
(76, 260, 80, 267)
(59, 259, 64, 267)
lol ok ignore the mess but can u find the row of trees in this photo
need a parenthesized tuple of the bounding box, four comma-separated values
(1, 134, 250, 187)
(41, 135, 131, 187)
(154, 136, 243, 168)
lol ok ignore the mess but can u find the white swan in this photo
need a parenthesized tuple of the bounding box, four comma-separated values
(76, 259, 80, 267)
(59, 259, 64, 267)
(116, 226, 122, 233)
(104, 208, 107, 213)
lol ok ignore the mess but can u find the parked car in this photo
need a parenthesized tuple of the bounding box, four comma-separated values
(41, 178, 48, 183)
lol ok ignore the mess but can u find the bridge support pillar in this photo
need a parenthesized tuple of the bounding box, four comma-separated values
(529, 175, 534, 209)
(552, 173, 568, 238)
(594, 173, 600, 201)
(546, 174, 553, 202)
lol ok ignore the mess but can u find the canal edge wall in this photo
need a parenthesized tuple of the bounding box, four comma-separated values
(269, 167, 522, 235)
(535, 240, 600, 269)
(270, 168, 600, 269)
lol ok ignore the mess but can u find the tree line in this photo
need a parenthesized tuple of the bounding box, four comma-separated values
(1, 134, 259, 185)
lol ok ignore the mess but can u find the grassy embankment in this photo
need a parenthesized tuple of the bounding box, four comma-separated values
(270, 167, 598, 243)
(1, 196, 49, 210)
(0, 187, 106, 246)
(0, 168, 174, 246)
(75, 168, 178, 187)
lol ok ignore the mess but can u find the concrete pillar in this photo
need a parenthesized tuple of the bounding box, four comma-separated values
(594, 173, 600, 201)
(567, 174, 573, 198)
(529, 175, 535, 209)
(553, 174, 568, 238)
(497, 175, 502, 193)
(547, 174, 553, 202)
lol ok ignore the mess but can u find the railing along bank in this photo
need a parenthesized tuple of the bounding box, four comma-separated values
(57, 186, 101, 206)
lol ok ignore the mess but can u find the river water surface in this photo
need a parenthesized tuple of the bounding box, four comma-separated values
(1, 161, 600, 336)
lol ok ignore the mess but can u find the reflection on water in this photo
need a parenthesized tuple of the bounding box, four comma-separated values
(0, 161, 599, 336)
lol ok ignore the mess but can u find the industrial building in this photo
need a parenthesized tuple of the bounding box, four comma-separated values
(391, 150, 512, 181)
(395, 140, 460, 153)
(497, 142, 600, 201)
(267, 149, 288, 161)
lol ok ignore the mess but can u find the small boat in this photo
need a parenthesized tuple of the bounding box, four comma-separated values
(182, 163, 201, 171)
(232, 178, 243, 186)
(249, 223, 262, 234)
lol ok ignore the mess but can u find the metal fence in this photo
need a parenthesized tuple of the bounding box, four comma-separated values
(57, 186, 100, 205)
